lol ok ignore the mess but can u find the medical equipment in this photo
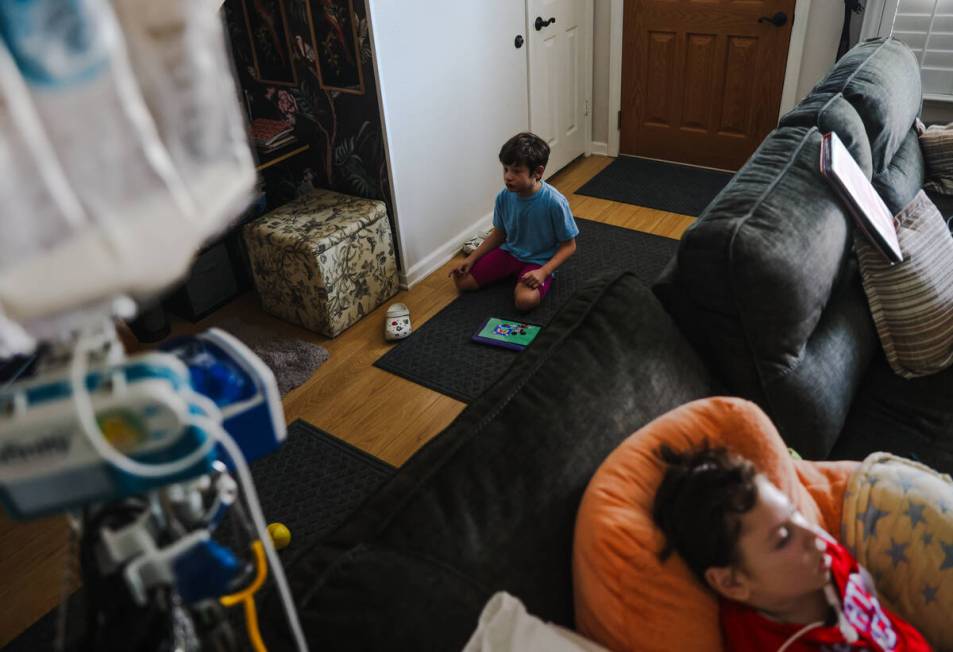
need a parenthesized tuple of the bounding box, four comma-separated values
(0, 0, 308, 649)
(1, 324, 307, 651)
(1, 349, 211, 518)
(161, 328, 287, 467)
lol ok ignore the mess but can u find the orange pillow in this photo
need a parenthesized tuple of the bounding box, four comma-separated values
(572, 397, 858, 652)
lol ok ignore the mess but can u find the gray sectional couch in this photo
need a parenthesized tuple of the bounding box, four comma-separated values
(657, 38, 953, 469)
(266, 38, 952, 651)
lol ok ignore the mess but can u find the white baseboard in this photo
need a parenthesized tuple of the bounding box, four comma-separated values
(590, 141, 608, 156)
(398, 211, 495, 289)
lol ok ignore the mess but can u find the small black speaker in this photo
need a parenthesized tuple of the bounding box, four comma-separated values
(166, 242, 241, 322)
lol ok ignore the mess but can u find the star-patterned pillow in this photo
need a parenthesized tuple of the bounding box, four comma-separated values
(841, 452, 953, 650)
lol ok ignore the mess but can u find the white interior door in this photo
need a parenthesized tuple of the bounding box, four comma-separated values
(369, 1, 529, 285)
(528, 0, 589, 177)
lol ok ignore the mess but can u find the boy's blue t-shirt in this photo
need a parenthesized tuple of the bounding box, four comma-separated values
(493, 181, 579, 266)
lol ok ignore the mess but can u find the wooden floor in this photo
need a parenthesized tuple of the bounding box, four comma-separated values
(0, 154, 696, 646)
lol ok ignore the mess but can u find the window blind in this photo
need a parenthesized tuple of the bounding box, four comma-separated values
(892, 0, 953, 98)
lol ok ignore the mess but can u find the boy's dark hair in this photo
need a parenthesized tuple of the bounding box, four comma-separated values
(499, 132, 550, 173)
(651, 442, 759, 584)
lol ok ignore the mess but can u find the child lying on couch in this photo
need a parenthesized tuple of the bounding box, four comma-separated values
(652, 443, 931, 651)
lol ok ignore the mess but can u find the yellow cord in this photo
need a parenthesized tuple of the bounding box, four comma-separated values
(220, 540, 269, 652)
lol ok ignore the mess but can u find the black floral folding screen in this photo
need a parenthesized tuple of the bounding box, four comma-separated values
(224, 0, 389, 213)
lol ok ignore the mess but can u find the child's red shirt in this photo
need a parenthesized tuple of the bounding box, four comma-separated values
(720, 538, 931, 651)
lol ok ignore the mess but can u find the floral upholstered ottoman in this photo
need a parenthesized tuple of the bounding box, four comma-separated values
(243, 189, 399, 337)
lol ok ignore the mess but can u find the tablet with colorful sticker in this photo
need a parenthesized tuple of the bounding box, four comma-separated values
(471, 317, 542, 351)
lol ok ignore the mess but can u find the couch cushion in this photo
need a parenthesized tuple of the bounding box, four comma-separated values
(283, 544, 491, 650)
(833, 352, 953, 474)
(572, 397, 857, 652)
(268, 272, 716, 650)
(780, 93, 874, 175)
(780, 38, 921, 175)
(873, 127, 927, 214)
(655, 126, 879, 458)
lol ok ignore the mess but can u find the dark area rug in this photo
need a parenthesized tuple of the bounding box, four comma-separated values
(216, 318, 330, 396)
(3, 421, 393, 651)
(373, 218, 679, 402)
(246, 420, 394, 550)
(575, 155, 733, 216)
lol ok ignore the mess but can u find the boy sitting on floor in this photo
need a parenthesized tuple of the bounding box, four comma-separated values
(652, 443, 931, 651)
(450, 132, 578, 312)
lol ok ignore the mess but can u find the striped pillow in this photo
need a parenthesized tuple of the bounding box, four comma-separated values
(854, 190, 953, 378)
(920, 124, 953, 195)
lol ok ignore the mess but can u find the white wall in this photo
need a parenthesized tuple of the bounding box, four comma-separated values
(794, 1, 844, 101)
(590, 1, 847, 149)
(369, 1, 528, 287)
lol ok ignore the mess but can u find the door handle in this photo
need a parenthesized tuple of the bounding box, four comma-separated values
(535, 16, 556, 31)
(758, 11, 788, 27)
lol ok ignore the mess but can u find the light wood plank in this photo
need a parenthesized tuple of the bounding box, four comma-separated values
(0, 514, 76, 648)
(0, 154, 696, 645)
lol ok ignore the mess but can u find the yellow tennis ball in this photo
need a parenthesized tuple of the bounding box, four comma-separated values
(267, 522, 291, 550)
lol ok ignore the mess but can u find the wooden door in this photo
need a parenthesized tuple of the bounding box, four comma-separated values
(528, 0, 589, 176)
(621, 0, 796, 170)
